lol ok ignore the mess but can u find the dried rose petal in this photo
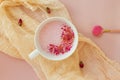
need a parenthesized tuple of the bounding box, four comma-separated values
(48, 44, 55, 53)
(61, 25, 74, 42)
(54, 46, 59, 55)
(58, 44, 64, 53)
(48, 44, 60, 55)
(48, 24, 74, 55)
(65, 45, 72, 52)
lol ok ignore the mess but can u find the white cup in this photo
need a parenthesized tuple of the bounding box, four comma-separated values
(29, 17, 78, 61)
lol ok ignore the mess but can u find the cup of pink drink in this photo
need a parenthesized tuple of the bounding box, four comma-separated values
(29, 17, 78, 61)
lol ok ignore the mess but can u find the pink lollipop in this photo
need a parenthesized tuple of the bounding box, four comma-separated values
(92, 25, 120, 37)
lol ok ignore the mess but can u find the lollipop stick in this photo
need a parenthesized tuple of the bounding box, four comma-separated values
(103, 29, 111, 33)
(110, 30, 120, 33)
(103, 29, 120, 33)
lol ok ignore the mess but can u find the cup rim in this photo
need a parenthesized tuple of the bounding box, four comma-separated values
(34, 17, 78, 61)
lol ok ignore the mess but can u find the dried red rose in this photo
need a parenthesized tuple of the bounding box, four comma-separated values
(61, 25, 74, 42)
(79, 61, 84, 68)
(46, 7, 51, 14)
(18, 19, 23, 26)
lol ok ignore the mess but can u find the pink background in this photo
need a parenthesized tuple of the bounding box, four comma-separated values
(0, 0, 120, 80)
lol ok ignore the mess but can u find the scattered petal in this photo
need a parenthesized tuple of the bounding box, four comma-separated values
(48, 24, 74, 55)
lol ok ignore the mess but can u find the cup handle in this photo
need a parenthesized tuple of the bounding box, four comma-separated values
(29, 49, 39, 59)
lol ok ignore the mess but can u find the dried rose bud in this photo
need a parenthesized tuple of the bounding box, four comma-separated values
(58, 44, 64, 53)
(61, 25, 74, 42)
(46, 7, 51, 14)
(18, 19, 23, 26)
(48, 44, 60, 55)
(79, 61, 84, 68)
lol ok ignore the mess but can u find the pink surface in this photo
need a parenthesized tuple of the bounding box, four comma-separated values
(0, 52, 39, 80)
(0, 0, 120, 80)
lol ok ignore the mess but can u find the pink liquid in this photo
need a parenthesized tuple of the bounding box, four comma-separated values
(39, 21, 64, 53)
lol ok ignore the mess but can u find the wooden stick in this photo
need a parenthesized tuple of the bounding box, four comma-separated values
(103, 29, 120, 33)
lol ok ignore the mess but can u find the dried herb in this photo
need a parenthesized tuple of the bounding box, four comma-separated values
(18, 19, 23, 26)
(48, 24, 74, 55)
(46, 7, 51, 14)
(79, 61, 84, 68)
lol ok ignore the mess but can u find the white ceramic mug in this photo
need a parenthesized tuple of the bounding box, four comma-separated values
(29, 17, 78, 61)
